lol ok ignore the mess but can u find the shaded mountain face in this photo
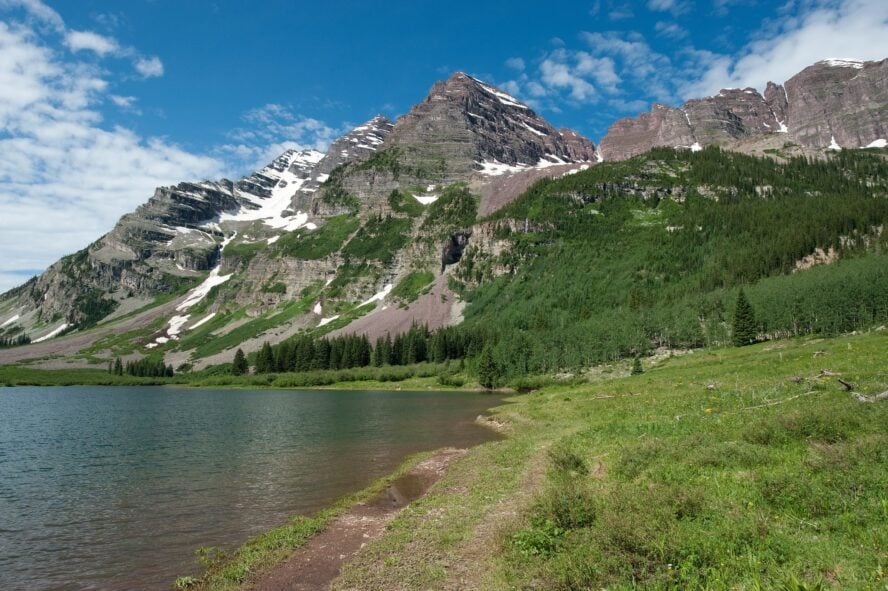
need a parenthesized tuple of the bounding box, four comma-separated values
(599, 58, 887, 160)
(784, 59, 888, 148)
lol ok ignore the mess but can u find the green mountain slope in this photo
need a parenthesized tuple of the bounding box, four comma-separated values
(453, 147, 888, 373)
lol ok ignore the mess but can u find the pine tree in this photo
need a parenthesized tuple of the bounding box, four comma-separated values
(373, 336, 385, 367)
(232, 348, 248, 375)
(477, 345, 500, 389)
(732, 289, 757, 346)
(631, 356, 643, 375)
(113, 357, 123, 376)
(256, 342, 275, 373)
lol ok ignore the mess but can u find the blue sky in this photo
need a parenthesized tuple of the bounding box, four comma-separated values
(0, 0, 886, 292)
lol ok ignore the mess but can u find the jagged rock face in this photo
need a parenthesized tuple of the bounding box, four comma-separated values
(600, 89, 784, 159)
(764, 82, 789, 127)
(785, 59, 888, 148)
(599, 104, 696, 161)
(687, 88, 780, 139)
(293, 116, 394, 212)
(600, 58, 887, 160)
(384, 72, 596, 177)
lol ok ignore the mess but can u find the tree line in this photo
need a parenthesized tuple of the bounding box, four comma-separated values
(107, 357, 174, 377)
(0, 334, 30, 348)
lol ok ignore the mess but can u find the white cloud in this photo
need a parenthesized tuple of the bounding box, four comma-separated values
(505, 57, 525, 71)
(64, 29, 118, 55)
(654, 21, 688, 38)
(682, 0, 888, 97)
(134, 56, 164, 78)
(609, 98, 650, 112)
(0, 15, 221, 293)
(0, 0, 64, 31)
(647, 0, 693, 14)
(540, 57, 599, 101)
(219, 103, 348, 174)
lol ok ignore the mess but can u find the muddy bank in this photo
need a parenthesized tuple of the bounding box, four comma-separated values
(248, 449, 466, 591)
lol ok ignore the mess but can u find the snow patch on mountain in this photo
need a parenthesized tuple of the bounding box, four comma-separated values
(477, 154, 583, 177)
(821, 58, 864, 69)
(33, 323, 68, 343)
(359, 284, 393, 307)
(189, 313, 216, 330)
(221, 149, 323, 232)
(318, 315, 340, 327)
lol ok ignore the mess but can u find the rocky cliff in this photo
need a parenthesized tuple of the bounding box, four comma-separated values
(784, 59, 887, 148)
(599, 58, 887, 160)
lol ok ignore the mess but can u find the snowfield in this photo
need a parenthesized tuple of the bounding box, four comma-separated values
(220, 150, 323, 233)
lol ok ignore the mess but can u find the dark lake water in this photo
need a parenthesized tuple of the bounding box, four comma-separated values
(0, 386, 501, 591)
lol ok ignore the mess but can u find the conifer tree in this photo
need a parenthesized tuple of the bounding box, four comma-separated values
(477, 345, 500, 389)
(631, 356, 643, 375)
(732, 289, 757, 346)
(232, 348, 248, 375)
(256, 342, 275, 373)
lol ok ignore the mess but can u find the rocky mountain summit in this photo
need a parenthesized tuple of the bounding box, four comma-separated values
(385, 72, 597, 177)
(599, 58, 887, 160)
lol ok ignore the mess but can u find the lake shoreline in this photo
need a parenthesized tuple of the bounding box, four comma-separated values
(0, 363, 516, 393)
(244, 448, 469, 591)
(0, 386, 503, 591)
(177, 393, 510, 590)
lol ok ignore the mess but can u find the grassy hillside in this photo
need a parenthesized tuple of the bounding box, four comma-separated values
(332, 330, 888, 591)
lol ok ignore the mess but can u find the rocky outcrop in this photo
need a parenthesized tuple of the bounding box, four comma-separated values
(764, 82, 789, 128)
(598, 104, 696, 161)
(600, 89, 784, 159)
(293, 116, 394, 212)
(784, 59, 888, 148)
(599, 58, 887, 160)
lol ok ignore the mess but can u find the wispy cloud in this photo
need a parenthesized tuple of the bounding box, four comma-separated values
(218, 104, 349, 175)
(2, 0, 165, 78)
(505, 56, 525, 71)
(64, 29, 118, 55)
(682, 0, 888, 98)
(647, 0, 694, 15)
(0, 3, 221, 293)
(654, 21, 688, 39)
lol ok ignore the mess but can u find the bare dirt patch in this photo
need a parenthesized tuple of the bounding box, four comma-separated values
(472, 163, 588, 217)
(330, 274, 459, 341)
(249, 449, 466, 591)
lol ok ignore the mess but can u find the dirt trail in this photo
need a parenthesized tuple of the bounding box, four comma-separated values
(249, 449, 466, 591)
